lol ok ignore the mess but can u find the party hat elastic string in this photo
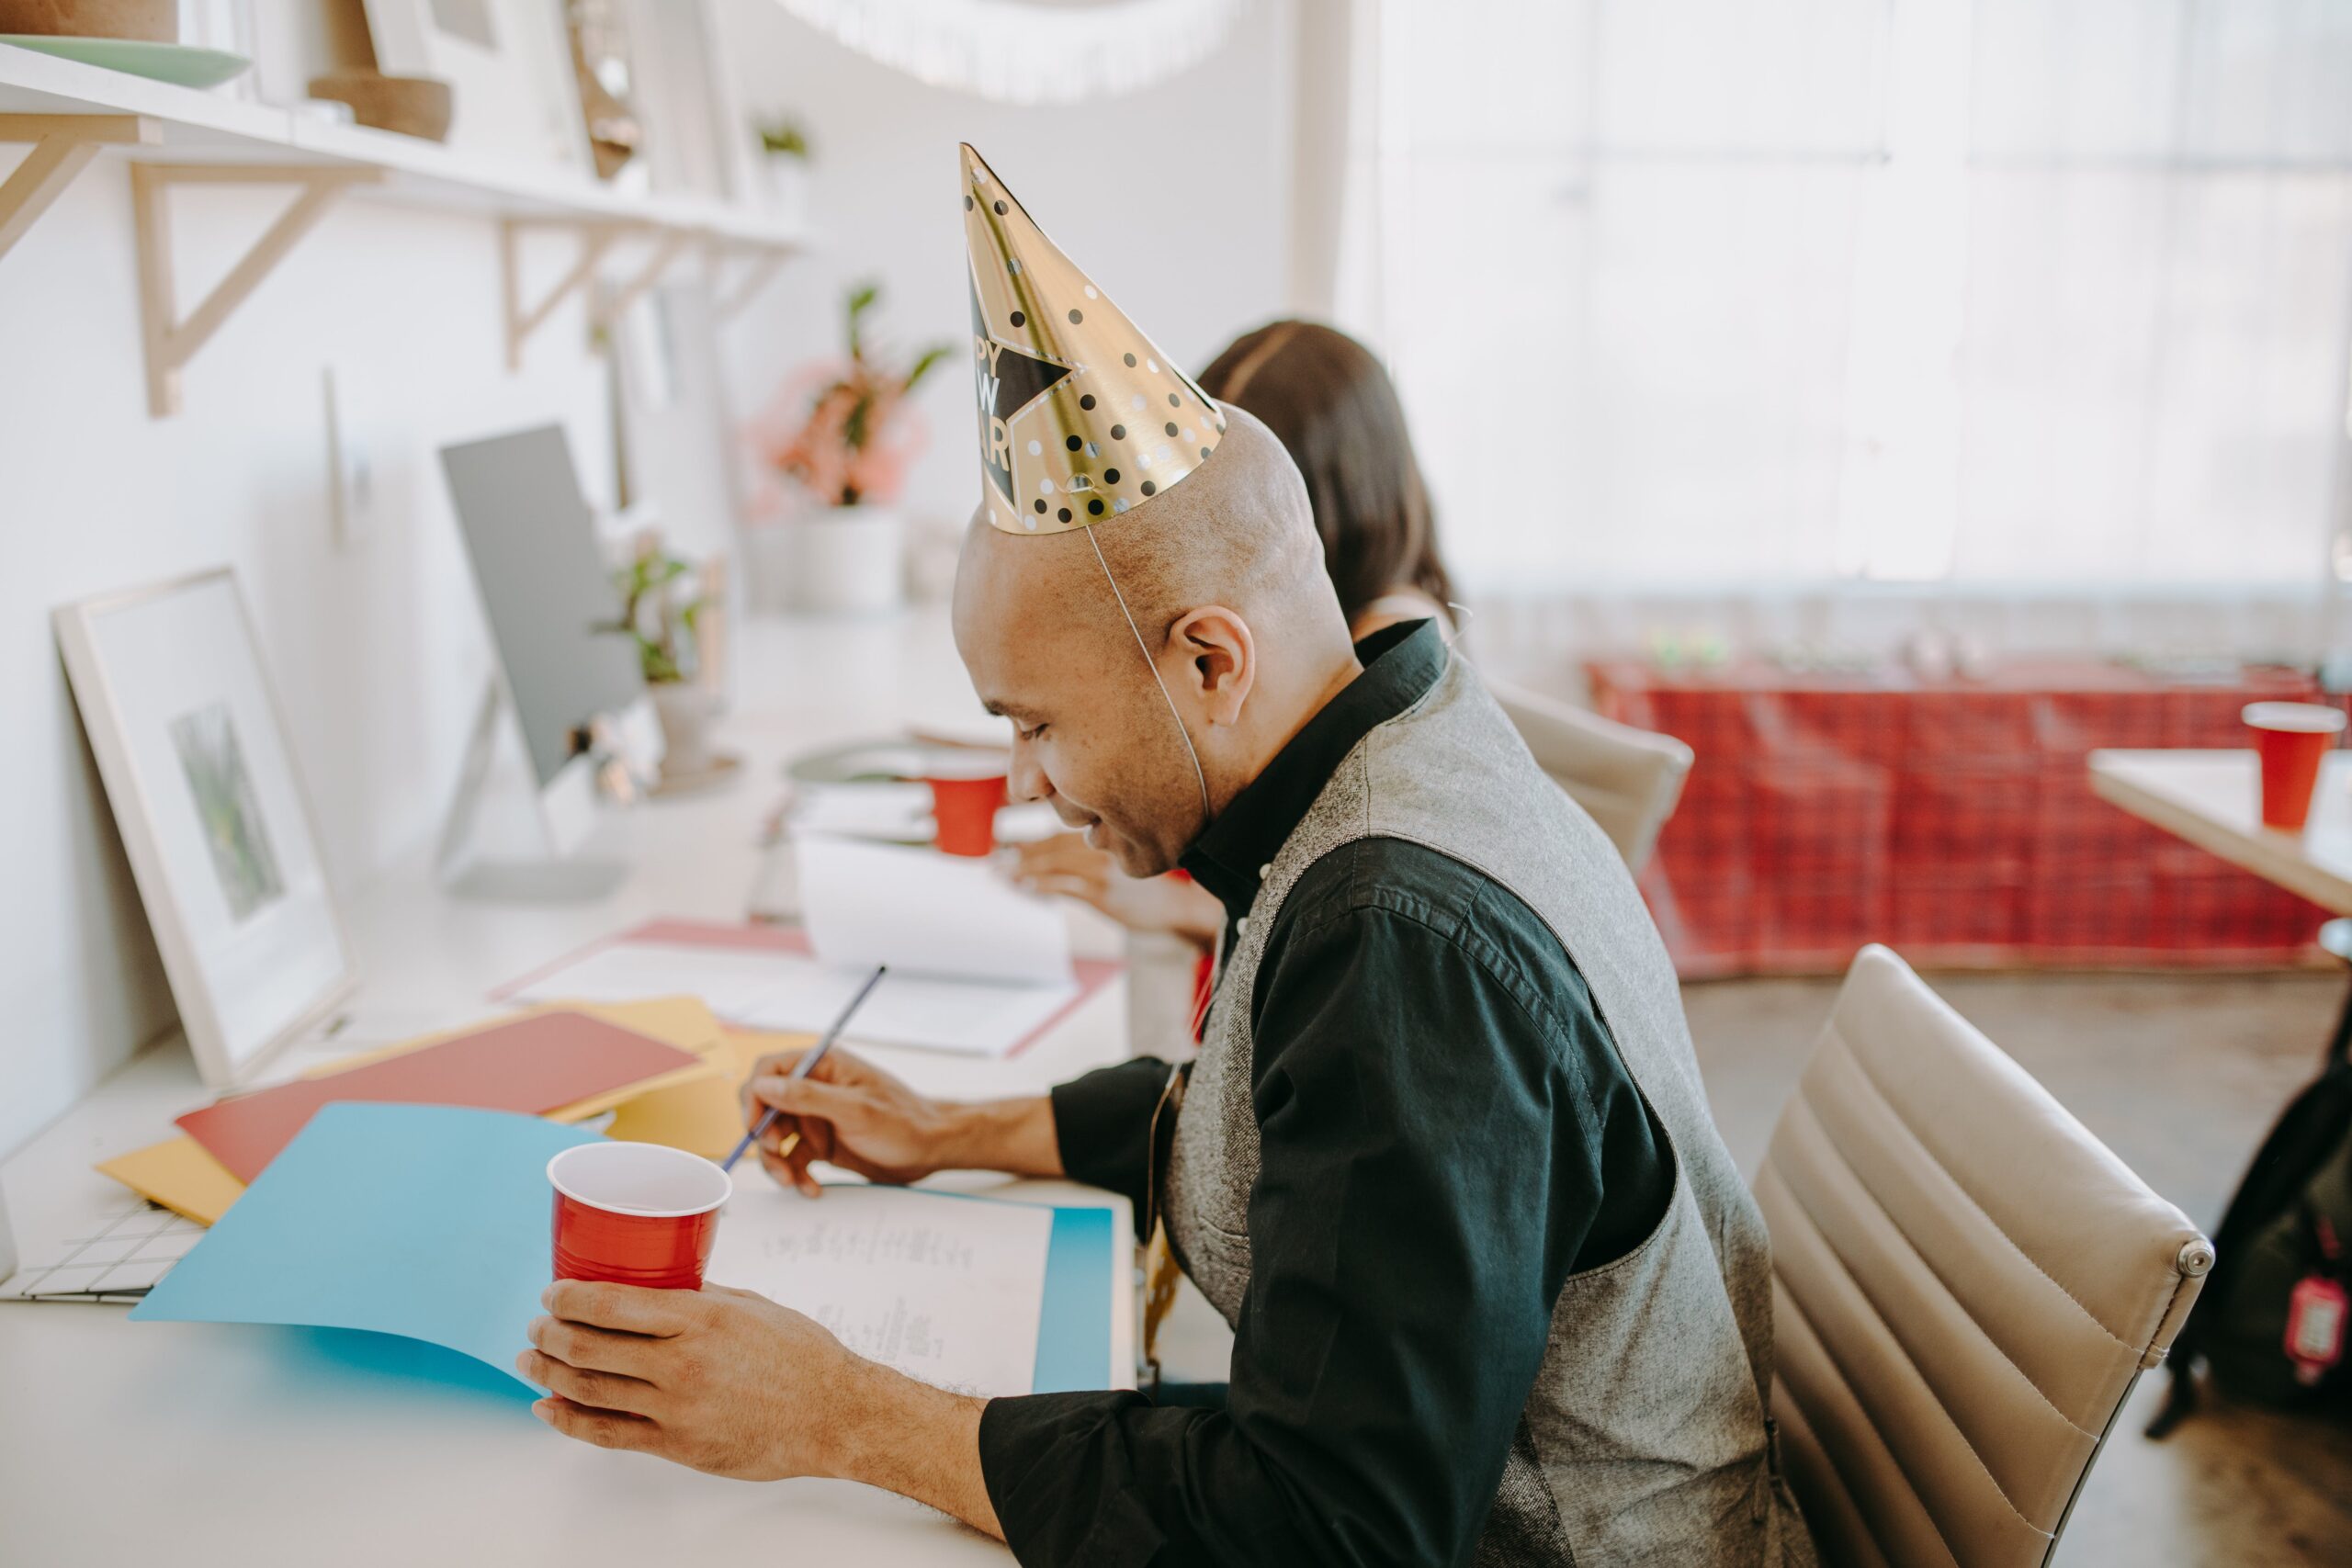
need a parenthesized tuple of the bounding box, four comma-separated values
(1087, 525, 1212, 826)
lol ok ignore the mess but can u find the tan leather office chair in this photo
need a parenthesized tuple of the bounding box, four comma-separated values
(1756, 945, 2213, 1568)
(1484, 676, 1693, 872)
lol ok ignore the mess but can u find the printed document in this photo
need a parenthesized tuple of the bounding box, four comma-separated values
(707, 1185, 1054, 1396)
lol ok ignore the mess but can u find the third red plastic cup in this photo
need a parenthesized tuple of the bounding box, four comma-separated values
(2244, 702, 2346, 832)
(548, 1141, 729, 1292)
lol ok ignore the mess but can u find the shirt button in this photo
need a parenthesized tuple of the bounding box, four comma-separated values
(1236, 917, 1250, 935)
(1258, 863, 1272, 878)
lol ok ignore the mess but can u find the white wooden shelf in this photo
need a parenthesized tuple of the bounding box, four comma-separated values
(0, 42, 808, 413)
(0, 42, 808, 243)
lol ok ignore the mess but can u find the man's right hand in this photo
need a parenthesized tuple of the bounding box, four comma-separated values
(741, 1047, 1062, 1197)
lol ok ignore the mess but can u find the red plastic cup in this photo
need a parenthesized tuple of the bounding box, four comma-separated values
(2245, 702, 2346, 831)
(925, 773, 1009, 857)
(548, 1142, 729, 1292)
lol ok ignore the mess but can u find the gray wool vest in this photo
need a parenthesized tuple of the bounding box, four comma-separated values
(1161, 649, 1816, 1567)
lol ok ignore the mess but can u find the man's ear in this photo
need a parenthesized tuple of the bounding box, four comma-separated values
(1168, 605, 1255, 727)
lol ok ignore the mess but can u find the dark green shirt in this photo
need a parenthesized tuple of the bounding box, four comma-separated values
(978, 622, 1674, 1567)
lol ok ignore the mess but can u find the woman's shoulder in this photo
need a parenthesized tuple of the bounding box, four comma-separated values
(1349, 588, 1455, 643)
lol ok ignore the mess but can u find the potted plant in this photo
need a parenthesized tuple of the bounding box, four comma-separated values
(598, 542, 720, 779)
(757, 118, 811, 229)
(749, 281, 950, 615)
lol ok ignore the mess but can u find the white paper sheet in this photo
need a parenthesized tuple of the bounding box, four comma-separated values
(512, 940, 1081, 1058)
(706, 1185, 1053, 1397)
(509, 942, 797, 1018)
(795, 833, 1074, 986)
(733, 964, 1080, 1055)
(787, 782, 934, 841)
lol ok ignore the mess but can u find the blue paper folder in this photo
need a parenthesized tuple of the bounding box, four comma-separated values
(132, 1102, 1115, 1397)
(1035, 1205, 1114, 1393)
(130, 1104, 598, 1389)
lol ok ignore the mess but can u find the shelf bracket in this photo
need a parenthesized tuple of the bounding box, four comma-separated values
(593, 230, 694, 331)
(130, 162, 379, 418)
(709, 241, 789, 321)
(0, 115, 153, 265)
(502, 218, 638, 370)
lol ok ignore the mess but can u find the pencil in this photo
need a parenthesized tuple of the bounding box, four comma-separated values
(721, 964, 887, 1174)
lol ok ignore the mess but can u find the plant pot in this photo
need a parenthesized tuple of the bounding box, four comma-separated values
(650, 681, 718, 776)
(0, 0, 175, 39)
(781, 505, 904, 615)
(763, 154, 808, 230)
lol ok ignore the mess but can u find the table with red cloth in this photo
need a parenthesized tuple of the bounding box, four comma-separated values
(1588, 659, 2346, 976)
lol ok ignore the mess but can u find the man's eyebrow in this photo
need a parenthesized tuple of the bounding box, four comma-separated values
(980, 698, 1036, 722)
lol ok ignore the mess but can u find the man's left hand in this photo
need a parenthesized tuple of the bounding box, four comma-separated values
(519, 1279, 862, 1481)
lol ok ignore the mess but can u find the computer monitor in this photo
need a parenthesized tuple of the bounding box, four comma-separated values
(438, 424, 657, 897)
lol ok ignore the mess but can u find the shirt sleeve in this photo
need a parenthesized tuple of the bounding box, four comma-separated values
(982, 879, 1623, 1568)
(1049, 1056, 1177, 1232)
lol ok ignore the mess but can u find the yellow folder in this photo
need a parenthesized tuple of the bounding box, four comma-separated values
(96, 1136, 245, 1226)
(603, 1026, 814, 1163)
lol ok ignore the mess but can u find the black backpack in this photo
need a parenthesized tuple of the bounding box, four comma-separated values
(2147, 1025, 2352, 1436)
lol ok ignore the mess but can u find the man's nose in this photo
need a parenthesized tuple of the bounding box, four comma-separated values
(1007, 733, 1050, 806)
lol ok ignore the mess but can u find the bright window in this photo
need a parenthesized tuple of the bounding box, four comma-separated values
(1335, 0, 2352, 594)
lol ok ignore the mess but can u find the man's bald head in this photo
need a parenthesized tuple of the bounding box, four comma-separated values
(953, 403, 1360, 874)
(956, 406, 1328, 644)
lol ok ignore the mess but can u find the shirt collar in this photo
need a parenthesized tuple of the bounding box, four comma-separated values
(1180, 618, 1448, 922)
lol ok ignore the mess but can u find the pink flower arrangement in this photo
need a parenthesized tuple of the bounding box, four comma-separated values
(750, 281, 950, 512)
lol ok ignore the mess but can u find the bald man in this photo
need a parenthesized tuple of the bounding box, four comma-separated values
(523, 407, 1813, 1567)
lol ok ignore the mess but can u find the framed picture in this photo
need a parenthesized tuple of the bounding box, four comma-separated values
(55, 570, 358, 1091)
(695, 0, 766, 207)
(625, 0, 762, 203)
(362, 0, 590, 175)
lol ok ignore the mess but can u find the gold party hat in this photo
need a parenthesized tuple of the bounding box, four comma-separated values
(962, 142, 1227, 535)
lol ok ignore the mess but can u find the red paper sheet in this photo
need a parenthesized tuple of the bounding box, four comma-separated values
(176, 1011, 699, 1184)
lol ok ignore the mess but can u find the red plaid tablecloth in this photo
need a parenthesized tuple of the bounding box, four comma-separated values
(1589, 660, 2345, 976)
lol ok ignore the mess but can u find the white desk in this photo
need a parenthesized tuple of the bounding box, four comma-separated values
(0, 610, 1140, 1567)
(2087, 749, 2352, 915)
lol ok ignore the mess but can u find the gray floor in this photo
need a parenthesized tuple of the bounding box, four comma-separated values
(1687, 970, 2352, 1568)
(1156, 970, 2352, 1564)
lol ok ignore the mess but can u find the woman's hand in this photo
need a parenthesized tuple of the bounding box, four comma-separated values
(740, 1046, 1063, 1196)
(1002, 832, 1224, 949)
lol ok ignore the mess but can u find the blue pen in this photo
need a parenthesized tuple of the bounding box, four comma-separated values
(721, 964, 888, 1174)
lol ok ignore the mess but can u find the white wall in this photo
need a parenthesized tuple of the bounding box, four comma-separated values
(0, 164, 614, 1159)
(0, 4, 1297, 1159)
(712, 0, 1298, 547)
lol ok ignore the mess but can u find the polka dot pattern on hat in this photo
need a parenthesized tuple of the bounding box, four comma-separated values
(961, 141, 1225, 536)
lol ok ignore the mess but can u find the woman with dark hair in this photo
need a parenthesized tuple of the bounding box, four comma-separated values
(1007, 320, 1457, 952)
(1197, 320, 1456, 637)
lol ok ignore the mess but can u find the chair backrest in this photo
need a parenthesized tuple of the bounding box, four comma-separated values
(1756, 945, 2212, 1568)
(1484, 676, 1693, 872)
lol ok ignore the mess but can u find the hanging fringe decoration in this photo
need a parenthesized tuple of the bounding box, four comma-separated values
(772, 0, 1247, 106)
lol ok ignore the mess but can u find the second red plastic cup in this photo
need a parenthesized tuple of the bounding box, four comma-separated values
(2245, 702, 2346, 832)
(548, 1141, 729, 1292)
(926, 773, 1009, 857)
